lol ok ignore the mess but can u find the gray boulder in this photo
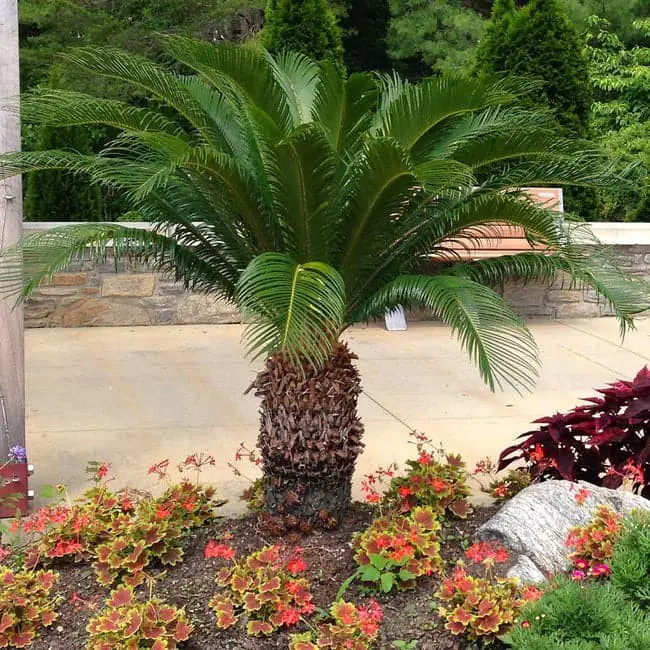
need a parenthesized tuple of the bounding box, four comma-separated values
(477, 480, 650, 583)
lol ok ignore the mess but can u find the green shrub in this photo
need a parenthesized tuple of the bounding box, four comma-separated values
(474, 0, 517, 75)
(503, 578, 650, 649)
(474, 0, 598, 218)
(610, 509, 650, 605)
(24, 125, 104, 223)
(262, 0, 344, 70)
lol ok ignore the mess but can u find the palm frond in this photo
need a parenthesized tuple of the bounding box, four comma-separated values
(265, 50, 321, 126)
(162, 37, 292, 133)
(236, 253, 345, 369)
(373, 76, 525, 155)
(414, 159, 476, 193)
(21, 89, 184, 135)
(270, 125, 336, 261)
(313, 65, 377, 155)
(336, 137, 418, 283)
(60, 47, 214, 135)
(449, 232, 650, 338)
(355, 274, 540, 392)
(0, 223, 235, 302)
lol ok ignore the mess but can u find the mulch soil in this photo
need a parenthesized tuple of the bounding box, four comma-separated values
(32, 504, 504, 650)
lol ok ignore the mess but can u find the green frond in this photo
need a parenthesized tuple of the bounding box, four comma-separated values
(236, 253, 346, 369)
(270, 125, 336, 261)
(373, 76, 524, 155)
(427, 106, 556, 160)
(449, 235, 650, 338)
(337, 137, 418, 284)
(265, 50, 321, 125)
(313, 65, 377, 154)
(162, 37, 292, 133)
(0, 223, 235, 302)
(0, 150, 99, 180)
(21, 89, 184, 135)
(355, 274, 540, 392)
(414, 159, 476, 193)
(59, 47, 214, 136)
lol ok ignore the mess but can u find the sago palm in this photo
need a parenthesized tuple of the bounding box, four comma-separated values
(1, 39, 647, 522)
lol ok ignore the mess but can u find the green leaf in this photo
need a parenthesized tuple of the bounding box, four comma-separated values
(235, 253, 346, 369)
(360, 565, 382, 583)
(369, 553, 388, 571)
(356, 274, 540, 393)
(381, 572, 395, 593)
(399, 568, 417, 581)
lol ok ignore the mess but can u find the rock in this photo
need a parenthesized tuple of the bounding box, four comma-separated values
(175, 294, 241, 324)
(508, 555, 547, 584)
(477, 480, 650, 582)
(102, 274, 156, 297)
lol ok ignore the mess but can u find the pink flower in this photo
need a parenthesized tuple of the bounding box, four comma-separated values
(591, 563, 611, 578)
(572, 570, 586, 581)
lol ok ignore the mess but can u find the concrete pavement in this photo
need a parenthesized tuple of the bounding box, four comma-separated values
(25, 319, 650, 514)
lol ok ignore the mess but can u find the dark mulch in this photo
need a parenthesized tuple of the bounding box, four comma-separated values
(31, 504, 502, 650)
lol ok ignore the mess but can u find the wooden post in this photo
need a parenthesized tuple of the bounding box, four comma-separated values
(0, 0, 26, 461)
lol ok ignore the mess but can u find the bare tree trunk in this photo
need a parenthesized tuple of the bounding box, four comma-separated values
(0, 0, 25, 459)
(251, 343, 364, 526)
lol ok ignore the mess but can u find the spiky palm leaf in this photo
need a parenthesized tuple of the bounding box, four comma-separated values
(1, 40, 647, 389)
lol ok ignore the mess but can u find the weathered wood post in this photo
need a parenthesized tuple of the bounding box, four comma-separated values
(0, 0, 26, 463)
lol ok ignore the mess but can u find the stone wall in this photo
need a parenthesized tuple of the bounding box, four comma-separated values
(22, 223, 650, 328)
(25, 258, 240, 328)
(503, 245, 650, 320)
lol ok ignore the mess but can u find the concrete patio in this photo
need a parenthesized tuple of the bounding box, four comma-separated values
(25, 319, 650, 514)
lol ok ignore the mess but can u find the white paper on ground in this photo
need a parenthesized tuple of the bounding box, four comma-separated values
(384, 305, 407, 331)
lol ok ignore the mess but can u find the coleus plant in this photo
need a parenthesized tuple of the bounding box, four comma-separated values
(0, 567, 59, 648)
(92, 497, 188, 588)
(436, 541, 542, 643)
(499, 366, 650, 496)
(289, 599, 383, 650)
(17, 458, 223, 587)
(209, 544, 314, 636)
(352, 506, 443, 593)
(566, 504, 622, 580)
(86, 585, 193, 650)
(21, 486, 129, 570)
(383, 432, 471, 518)
(473, 458, 532, 503)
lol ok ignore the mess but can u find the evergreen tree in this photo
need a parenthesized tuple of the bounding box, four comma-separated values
(340, 0, 390, 73)
(262, 0, 344, 70)
(474, 0, 516, 74)
(475, 0, 597, 217)
(25, 125, 104, 222)
(504, 0, 592, 136)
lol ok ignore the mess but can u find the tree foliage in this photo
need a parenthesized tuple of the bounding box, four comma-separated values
(585, 17, 650, 221)
(261, 0, 344, 69)
(388, 0, 486, 77)
(340, 0, 391, 73)
(474, 0, 517, 75)
(478, 0, 592, 136)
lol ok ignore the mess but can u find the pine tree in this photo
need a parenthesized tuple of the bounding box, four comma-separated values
(475, 0, 597, 217)
(504, 0, 592, 136)
(340, 0, 390, 73)
(262, 0, 344, 70)
(475, 0, 516, 75)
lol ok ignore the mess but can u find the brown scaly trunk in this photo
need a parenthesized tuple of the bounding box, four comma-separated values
(250, 342, 364, 526)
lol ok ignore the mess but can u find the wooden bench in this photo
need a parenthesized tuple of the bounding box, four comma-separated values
(385, 188, 564, 330)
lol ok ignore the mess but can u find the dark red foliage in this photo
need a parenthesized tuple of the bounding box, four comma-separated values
(499, 366, 650, 497)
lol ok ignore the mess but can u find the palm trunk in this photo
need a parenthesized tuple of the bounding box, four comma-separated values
(250, 342, 364, 525)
